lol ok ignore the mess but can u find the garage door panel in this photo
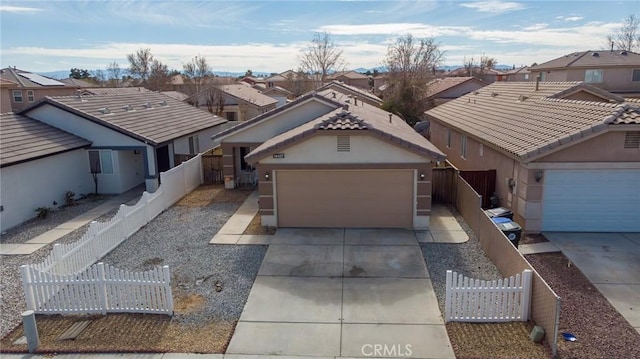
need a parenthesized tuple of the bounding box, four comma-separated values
(542, 170, 640, 232)
(277, 170, 413, 228)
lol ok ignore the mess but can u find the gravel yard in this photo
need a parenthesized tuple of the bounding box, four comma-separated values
(1, 185, 265, 353)
(421, 204, 551, 358)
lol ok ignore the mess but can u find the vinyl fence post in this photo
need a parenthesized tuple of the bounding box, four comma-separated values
(97, 263, 108, 315)
(163, 266, 174, 315)
(20, 266, 36, 311)
(521, 269, 533, 321)
(21, 310, 39, 353)
(445, 270, 452, 322)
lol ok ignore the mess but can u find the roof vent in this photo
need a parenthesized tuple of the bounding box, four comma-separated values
(337, 135, 350, 152)
(491, 92, 498, 97)
(389, 113, 392, 123)
(624, 131, 640, 148)
(473, 91, 479, 95)
(98, 107, 111, 114)
(518, 95, 529, 101)
(158, 100, 167, 106)
(143, 102, 152, 109)
(332, 91, 336, 98)
(620, 51, 628, 55)
(122, 104, 134, 111)
(75, 90, 82, 100)
(592, 52, 599, 57)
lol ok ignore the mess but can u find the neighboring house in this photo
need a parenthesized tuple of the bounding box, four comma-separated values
(161, 91, 189, 102)
(260, 86, 292, 107)
(0, 113, 92, 231)
(424, 77, 486, 109)
(212, 88, 445, 229)
(327, 71, 370, 89)
(60, 78, 97, 88)
(186, 84, 277, 121)
(503, 67, 530, 82)
(425, 81, 640, 233)
(447, 67, 506, 83)
(373, 74, 387, 95)
(265, 70, 315, 96)
(0, 78, 16, 113)
(19, 92, 227, 194)
(0, 68, 79, 112)
(241, 76, 266, 87)
(317, 81, 383, 107)
(529, 50, 640, 94)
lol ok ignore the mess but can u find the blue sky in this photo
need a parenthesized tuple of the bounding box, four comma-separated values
(1, 0, 639, 74)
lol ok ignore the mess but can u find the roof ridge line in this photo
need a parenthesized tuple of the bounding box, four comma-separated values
(565, 51, 589, 67)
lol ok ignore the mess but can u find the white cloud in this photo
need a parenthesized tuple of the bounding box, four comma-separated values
(556, 15, 584, 22)
(522, 23, 548, 31)
(0, 5, 43, 13)
(318, 23, 469, 37)
(460, 1, 525, 14)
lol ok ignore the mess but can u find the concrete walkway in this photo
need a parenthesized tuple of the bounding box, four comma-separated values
(227, 228, 455, 358)
(0, 187, 144, 256)
(544, 232, 640, 335)
(209, 191, 270, 245)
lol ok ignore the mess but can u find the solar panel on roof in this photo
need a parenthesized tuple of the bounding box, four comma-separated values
(18, 73, 65, 86)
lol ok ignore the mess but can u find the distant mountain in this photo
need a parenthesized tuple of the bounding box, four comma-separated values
(37, 70, 70, 79)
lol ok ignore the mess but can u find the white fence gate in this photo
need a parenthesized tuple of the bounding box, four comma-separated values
(445, 269, 532, 322)
(20, 263, 173, 315)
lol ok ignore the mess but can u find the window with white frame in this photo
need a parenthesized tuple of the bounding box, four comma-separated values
(446, 128, 451, 148)
(461, 134, 467, 159)
(27, 90, 35, 102)
(632, 69, 640, 82)
(585, 69, 603, 83)
(88, 150, 114, 174)
(188, 135, 200, 154)
(12, 90, 23, 103)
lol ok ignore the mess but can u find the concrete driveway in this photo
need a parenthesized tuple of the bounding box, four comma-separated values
(544, 232, 640, 334)
(227, 228, 455, 358)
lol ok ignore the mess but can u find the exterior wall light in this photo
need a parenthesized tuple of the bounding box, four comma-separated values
(265, 173, 270, 181)
(420, 173, 425, 180)
(535, 170, 543, 183)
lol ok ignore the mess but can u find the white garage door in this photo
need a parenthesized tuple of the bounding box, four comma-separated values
(542, 170, 640, 232)
(276, 170, 414, 228)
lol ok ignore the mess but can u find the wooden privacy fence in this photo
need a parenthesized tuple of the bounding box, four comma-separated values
(445, 270, 532, 322)
(202, 154, 223, 184)
(20, 263, 173, 315)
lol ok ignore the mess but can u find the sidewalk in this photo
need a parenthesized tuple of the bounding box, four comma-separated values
(0, 186, 144, 256)
(208, 191, 273, 245)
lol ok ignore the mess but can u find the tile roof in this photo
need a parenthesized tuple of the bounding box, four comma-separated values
(425, 77, 485, 99)
(0, 68, 78, 88)
(190, 84, 278, 108)
(20, 92, 227, 146)
(82, 87, 152, 96)
(161, 91, 189, 101)
(502, 66, 530, 75)
(426, 81, 640, 161)
(245, 95, 445, 164)
(531, 50, 640, 70)
(60, 78, 96, 87)
(316, 81, 382, 106)
(328, 71, 369, 80)
(1, 113, 91, 167)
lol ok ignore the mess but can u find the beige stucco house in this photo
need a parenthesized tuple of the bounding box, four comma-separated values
(0, 68, 79, 112)
(186, 84, 277, 121)
(327, 71, 370, 90)
(213, 88, 445, 229)
(529, 50, 640, 95)
(424, 77, 486, 109)
(425, 81, 640, 233)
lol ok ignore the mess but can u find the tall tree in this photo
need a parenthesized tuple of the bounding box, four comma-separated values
(299, 32, 346, 88)
(91, 69, 106, 86)
(69, 68, 91, 79)
(106, 61, 122, 87)
(381, 34, 444, 125)
(607, 14, 640, 51)
(127, 48, 154, 84)
(463, 54, 497, 80)
(147, 59, 171, 91)
(183, 55, 212, 96)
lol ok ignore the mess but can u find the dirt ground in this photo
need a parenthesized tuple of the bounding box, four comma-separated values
(243, 213, 277, 235)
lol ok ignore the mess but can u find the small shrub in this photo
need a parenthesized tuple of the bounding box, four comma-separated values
(64, 190, 76, 207)
(35, 207, 52, 219)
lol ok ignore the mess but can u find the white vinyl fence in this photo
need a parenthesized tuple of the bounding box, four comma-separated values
(20, 263, 173, 315)
(445, 269, 532, 322)
(21, 154, 203, 315)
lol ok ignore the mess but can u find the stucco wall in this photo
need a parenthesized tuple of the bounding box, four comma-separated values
(172, 125, 228, 155)
(438, 81, 485, 99)
(224, 99, 335, 144)
(258, 134, 429, 165)
(530, 67, 640, 92)
(117, 150, 146, 193)
(537, 131, 640, 162)
(1, 87, 12, 113)
(0, 149, 93, 231)
(9, 88, 78, 112)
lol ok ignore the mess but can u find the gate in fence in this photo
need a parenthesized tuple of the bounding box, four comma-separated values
(445, 269, 532, 322)
(21, 263, 173, 315)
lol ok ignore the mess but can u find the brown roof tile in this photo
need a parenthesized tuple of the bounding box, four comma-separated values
(1, 113, 91, 167)
(83, 87, 152, 96)
(426, 81, 639, 161)
(531, 50, 640, 70)
(20, 92, 227, 146)
(425, 77, 485, 99)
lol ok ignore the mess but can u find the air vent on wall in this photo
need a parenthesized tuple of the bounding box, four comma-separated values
(624, 131, 640, 148)
(337, 135, 350, 152)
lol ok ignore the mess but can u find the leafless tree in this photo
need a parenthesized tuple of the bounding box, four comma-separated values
(381, 34, 444, 125)
(285, 70, 314, 97)
(463, 54, 497, 80)
(299, 32, 347, 88)
(127, 48, 154, 84)
(106, 61, 122, 87)
(91, 69, 106, 86)
(607, 14, 640, 51)
(147, 59, 171, 91)
(205, 87, 226, 116)
(183, 55, 213, 96)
